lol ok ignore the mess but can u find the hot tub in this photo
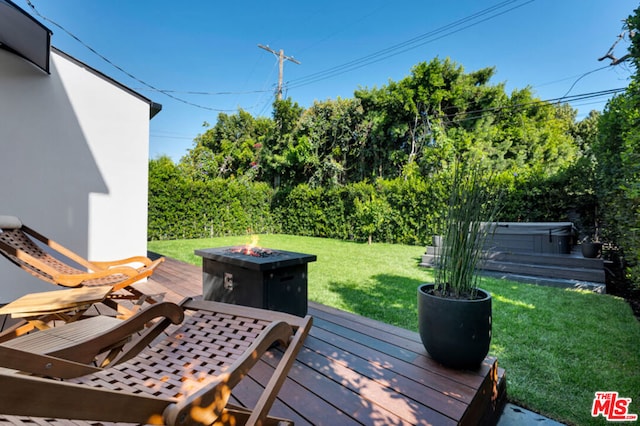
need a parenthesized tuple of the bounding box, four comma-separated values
(481, 222, 576, 254)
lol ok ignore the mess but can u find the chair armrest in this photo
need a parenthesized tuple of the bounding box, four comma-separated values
(48, 301, 184, 366)
(91, 256, 165, 270)
(54, 265, 143, 287)
(248, 314, 313, 424)
(0, 370, 173, 423)
(1, 301, 184, 371)
(0, 345, 101, 378)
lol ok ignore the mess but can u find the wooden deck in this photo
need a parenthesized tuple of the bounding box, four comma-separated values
(137, 255, 507, 425)
(0, 255, 506, 425)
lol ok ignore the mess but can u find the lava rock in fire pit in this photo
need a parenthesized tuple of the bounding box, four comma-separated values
(225, 246, 275, 258)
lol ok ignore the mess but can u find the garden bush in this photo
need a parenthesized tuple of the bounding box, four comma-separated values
(149, 170, 599, 246)
(148, 162, 277, 240)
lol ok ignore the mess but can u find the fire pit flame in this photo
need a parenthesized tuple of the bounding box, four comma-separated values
(226, 236, 276, 257)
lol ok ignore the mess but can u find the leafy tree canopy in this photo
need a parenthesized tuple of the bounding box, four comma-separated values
(178, 57, 584, 188)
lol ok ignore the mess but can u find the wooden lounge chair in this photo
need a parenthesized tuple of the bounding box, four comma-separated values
(0, 298, 312, 425)
(0, 215, 165, 318)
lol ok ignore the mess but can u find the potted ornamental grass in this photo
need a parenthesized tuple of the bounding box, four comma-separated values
(417, 160, 500, 369)
(581, 234, 603, 259)
(581, 215, 603, 258)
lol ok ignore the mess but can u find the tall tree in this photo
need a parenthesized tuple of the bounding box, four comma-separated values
(292, 97, 368, 186)
(594, 7, 640, 286)
(260, 98, 304, 186)
(182, 109, 272, 180)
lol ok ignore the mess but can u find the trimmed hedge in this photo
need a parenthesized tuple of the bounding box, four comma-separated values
(149, 168, 595, 245)
(150, 175, 451, 245)
(148, 177, 278, 240)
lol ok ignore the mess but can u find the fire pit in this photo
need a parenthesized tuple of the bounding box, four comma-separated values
(195, 245, 316, 317)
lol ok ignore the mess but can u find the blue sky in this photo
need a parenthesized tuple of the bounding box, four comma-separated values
(23, 0, 636, 162)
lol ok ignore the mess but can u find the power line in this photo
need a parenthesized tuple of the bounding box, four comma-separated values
(25, 0, 623, 121)
(444, 88, 625, 124)
(560, 65, 611, 98)
(134, 88, 270, 96)
(286, 0, 535, 90)
(24, 0, 237, 112)
(150, 134, 194, 140)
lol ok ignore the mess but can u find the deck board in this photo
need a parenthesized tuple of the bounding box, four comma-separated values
(145, 256, 507, 425)
(0, 255, 506, 425)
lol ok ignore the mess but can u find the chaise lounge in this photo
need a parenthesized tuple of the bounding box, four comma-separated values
(0, 215, 165, 330)
(0, 297, 313, 425)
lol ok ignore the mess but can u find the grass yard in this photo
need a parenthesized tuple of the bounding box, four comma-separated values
(149, 234, 640, 426)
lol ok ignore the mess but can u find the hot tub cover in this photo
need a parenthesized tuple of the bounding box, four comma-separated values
(482, 222, 576, 236)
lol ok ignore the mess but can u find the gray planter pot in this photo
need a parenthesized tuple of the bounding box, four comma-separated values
(581, 242, 602, 258)
(417, 283, 492, 369)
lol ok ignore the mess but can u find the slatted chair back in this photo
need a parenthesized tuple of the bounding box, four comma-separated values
(0, 215, 163, 291)
(73, 307, 272, 394)
(0, 215, 164, 326)
(0, 225, 92, 285)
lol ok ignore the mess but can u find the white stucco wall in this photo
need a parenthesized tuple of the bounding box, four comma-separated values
(0, 48, 153, 302)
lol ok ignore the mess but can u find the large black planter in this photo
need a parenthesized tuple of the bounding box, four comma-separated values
(417, 283, 492, 369)
(581, 242, 602, 258)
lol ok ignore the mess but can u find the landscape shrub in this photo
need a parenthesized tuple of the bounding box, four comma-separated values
(271, 184, 349, 239)
(149, 172, 593, 246)
(148, 172, 277, 240)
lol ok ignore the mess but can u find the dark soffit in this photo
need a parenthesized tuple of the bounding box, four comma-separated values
(0, 0, 52, 73)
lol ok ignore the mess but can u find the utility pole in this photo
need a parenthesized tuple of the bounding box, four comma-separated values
(258, 44, 300, 100)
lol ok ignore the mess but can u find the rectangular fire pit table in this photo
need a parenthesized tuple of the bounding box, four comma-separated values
(195, 246, 316, 317)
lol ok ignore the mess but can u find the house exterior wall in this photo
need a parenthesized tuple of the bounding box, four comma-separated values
(0, 49, 153, 302)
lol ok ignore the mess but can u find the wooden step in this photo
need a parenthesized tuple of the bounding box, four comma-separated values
(478, 270, 606, 293)
(485, 250, 604, 269)
(420, 246, 607, 290)
(480, 259, 605, 283)
(425, 247, 603, 268)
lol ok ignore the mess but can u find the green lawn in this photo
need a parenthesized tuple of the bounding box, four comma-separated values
(149, 234, 640, 426)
